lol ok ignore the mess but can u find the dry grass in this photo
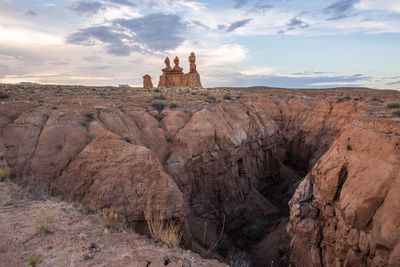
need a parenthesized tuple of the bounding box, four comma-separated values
(34, 208, 57, 235)
(100, 208, 121, 230)
(27, 254, 41, 267)
(0, 166, 12, 182)
(3, 195, 16, 206)
(145, 210, 182, 247)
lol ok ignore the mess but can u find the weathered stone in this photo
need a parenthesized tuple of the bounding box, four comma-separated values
(158, 52, 202, 88)
(143, 74, 153, 89)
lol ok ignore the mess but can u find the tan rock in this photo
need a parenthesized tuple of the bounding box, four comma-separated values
(143, 74, 153, 89)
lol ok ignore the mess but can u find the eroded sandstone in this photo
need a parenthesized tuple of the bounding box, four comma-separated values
(0, 84, 399, 266)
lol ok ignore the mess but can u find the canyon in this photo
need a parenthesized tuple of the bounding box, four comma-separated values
(0, 84, 399, 266)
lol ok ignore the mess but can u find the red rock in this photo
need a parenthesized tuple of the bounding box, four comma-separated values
(158, 53, 202, 88)
(143, 74, 153, 89)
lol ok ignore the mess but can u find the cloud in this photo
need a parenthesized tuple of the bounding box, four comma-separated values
(69, 0, 104, 15)
(324, 0, 359, 20)
(278, 16, 309, 34)
(67, 13, 187, 55)
(210, 71, 371, 88)
(226, 18, 252, 32)
(234, 0, 249, 9)
(67, 26, 131, 56)
(387, 80, 400, 85)
(25, 10, 37, 16)
(355, 0, 400, 13)
(109, 0, 136, 7)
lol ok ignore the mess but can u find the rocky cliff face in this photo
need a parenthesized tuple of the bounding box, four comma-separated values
(288, 121, 400, 267)
(0, 85, 399, 266)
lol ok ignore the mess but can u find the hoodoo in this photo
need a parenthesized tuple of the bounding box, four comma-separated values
(158, 52, 202, 88)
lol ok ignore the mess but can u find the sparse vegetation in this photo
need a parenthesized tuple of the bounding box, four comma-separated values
(0, 92, 10, 99)
(152, 101, 165, 112)
(169, 102, 178, 109)
(228, 250, 250, 267)
(3, 195, 16, 206)
(371, 96, 382, 102)
(154, 94, 167, 100)
(35, 209, 57, 235)
(223, 95, 233, 101)
(100, 208, 121, 230)
(0, 165, 12, 182)
(153, 88, 160, 93)
(386, 102, 400, 109)
(337, 96, 352, 102)
(393, 109, 400, 117)
(206, 95, 217, 103)
(145, 210, 182, 247)
(27, 254, 41, 267)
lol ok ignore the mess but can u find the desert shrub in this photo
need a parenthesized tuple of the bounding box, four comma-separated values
(165, 136, 173, 143)
(153, 88, 160, 93)
(28, 254, 41, 267)
(206, 95, 217, 103)
(84, 112, 96, 122)
(223, 95, 232, 101)
(145, 210, 182, 247)
(169, 102, 178, 109)
(35, 208, 57, 235)
(152, 102, 165, 112)
(0, 166, 12, 182)
(3, 195, 16, 206)
(228, 250, 250, 267)
(147, 219, 182, 247)
(371, 96, 381, 102)
(337, 96, 352, 102)
(100, 208, 121, 230)
(154, 94, 167, 100)
(393, 109, 400, 117)
(0, 92, 10, 99)
(386, 102, 400, 109)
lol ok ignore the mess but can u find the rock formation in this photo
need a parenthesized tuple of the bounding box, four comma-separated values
(143, 74, 153, 89)
(158, 53, 202, 88)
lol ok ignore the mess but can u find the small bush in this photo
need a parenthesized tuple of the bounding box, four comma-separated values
(100, 208, 121, 230)
(35, 209, 57, 235)
(152, 102, 165, 112)
(145, 210, 182, 247)
(27, 254, 41, 267)
(153, 88, 160, 93)
(223, 95, 232, 101)
(206, 95, 217, 103)
(0, 166, 12, 182)
(154, 94, 167, 100)
(169, 102, 178, 109)
(371, 97, 381, 102)
(393, 109, 400, 117)
(228, 250, 250, 267)
(84, 112, 96, 122)
(3, 195, 16, 206)
(337, 96, 352, 102)
(386, 102, 400, 109)
(0, 92, 10, 99)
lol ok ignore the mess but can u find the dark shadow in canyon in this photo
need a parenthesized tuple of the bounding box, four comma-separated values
(175, 131, 333, 267)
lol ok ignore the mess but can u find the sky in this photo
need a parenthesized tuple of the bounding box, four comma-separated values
(0, 0, 399, 89)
